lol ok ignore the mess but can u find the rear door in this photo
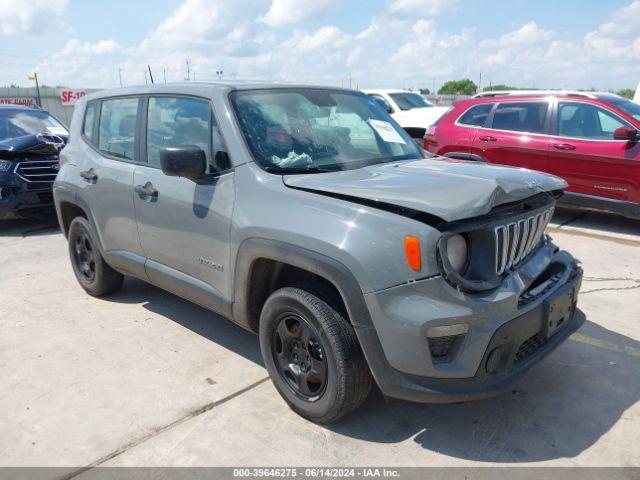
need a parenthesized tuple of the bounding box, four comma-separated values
(76, 96, 145, 276)
(472, 100, 551, 172)
(133, 95, 234, 313)
(548, 101, 640, 202)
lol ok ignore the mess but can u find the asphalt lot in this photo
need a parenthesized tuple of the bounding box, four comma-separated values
(1, 207, 639, 472)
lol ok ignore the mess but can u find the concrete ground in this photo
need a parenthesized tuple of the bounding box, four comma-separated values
(1, 207, 639, 472)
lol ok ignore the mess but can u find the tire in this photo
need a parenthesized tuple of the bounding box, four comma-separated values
(259, 287, 372, 423)
(68, 216, 123, 296)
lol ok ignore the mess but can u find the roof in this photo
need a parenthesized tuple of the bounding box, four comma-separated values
(0, 104, 43, 111)
(85, 80, 359, 102)
(473, 90, 616, 99)
(362, 89, 415, 95)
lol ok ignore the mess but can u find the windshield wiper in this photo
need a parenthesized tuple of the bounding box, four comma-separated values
(264, 165, 339, 174)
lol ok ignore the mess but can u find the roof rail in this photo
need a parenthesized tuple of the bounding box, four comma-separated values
(473, 90, 599, 99)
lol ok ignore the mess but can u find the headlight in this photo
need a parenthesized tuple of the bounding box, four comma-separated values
(446, 234, 468, 273)
(0, 160, 14, 172)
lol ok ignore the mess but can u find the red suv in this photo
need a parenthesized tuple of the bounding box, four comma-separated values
(424, 91, 640, 219)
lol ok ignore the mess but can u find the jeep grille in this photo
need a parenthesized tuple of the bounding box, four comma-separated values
(494, 207, 554, 275)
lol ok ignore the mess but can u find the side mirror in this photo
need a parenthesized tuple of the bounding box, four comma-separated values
(160, 146, 206, 181)
(613, 126, 638, 141)
(370, 96, 394, 114)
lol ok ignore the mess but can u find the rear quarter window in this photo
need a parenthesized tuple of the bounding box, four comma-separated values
(82, 102, 97, 144)
(457, 103, 493, 127)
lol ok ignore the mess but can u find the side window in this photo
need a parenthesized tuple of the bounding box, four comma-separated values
(457, 104, 493, 127)
(491, 102, 548, 134)
(82, 102, 97, 144)
(147, 96, 230, 172)
(98, 97, 139, 161)
(558, 102, 629, 140)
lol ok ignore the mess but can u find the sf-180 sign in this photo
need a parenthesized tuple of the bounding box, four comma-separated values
(60, 90, 88, 105)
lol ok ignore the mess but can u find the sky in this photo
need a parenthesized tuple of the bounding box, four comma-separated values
(1, 0, 639, 91)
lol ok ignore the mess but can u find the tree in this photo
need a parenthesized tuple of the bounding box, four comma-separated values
(484, 84, 517, 92)
(616, 88, 635, 99)
(438, 79, 478, 95)
(419, 88, 430, 95)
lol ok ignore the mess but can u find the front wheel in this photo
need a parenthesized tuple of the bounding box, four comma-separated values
(68, 216, 123, 296)
(259, 287, 372, 423)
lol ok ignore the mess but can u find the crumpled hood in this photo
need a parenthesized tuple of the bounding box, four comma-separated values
(283, 158, 568, 223)
(0, 133, 67, 160)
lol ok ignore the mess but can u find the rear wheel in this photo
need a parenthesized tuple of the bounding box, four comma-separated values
(68, 216, 123, 296)
(259, 287, 372, 423)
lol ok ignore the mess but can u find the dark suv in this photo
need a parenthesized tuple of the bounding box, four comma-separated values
(0, 105, 68, 220)
(424, 91, 640, 219)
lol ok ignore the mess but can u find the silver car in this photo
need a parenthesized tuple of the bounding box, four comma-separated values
(54, 82, 583, 423)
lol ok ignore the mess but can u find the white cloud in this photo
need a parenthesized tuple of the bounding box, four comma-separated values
(0, 0, 68, 35)
(260, 0, 341, 27)
(499, 21, 554, 46)
(15, 0, 640, 91)
(386, 0, 459, 17)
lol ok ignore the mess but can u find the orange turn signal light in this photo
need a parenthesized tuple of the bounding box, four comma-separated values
(404, 236, 421, 271)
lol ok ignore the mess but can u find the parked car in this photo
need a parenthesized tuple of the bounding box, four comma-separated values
(424, 91, 640, 219)
(54, 83, 582, 423)
(363, 89, 450, 141)
(0, 105, 68, 220)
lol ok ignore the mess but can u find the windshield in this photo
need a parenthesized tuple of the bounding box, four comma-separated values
(231, 89, 421, 173)
(388, 92, 433, 111)
(609, 97, 640, 123)
(0, 109, 67, 140)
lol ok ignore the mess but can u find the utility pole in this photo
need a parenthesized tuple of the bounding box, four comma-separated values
(34, 73, 41, 107)
(147, 65, 154, 84)
(478, 72, 482, 93)
(185, 59, 191, 81)
(163, 68, 166, 83)
(348, 71, 352, 89)
(144, 70, 148, 85)
(118, 68, 123, 87)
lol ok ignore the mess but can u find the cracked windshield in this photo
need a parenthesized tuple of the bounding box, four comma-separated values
(231, 89, 421, 172)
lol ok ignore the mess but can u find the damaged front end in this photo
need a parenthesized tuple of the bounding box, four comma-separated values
(436, 192, 560, 293)
(0, 133, 66, 220)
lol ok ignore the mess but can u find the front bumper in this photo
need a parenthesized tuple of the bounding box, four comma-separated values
(0, 172, 55, 220)
(357, 243, 584, 403)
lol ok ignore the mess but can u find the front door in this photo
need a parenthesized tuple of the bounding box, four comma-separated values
(472, 101, 551, 172)
(132, 95, 234, 314)
(547, 101, 640, 203)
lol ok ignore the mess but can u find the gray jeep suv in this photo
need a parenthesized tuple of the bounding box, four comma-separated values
(54, 82, 583, 423)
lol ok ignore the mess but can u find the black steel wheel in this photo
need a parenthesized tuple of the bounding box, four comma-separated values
(272, 313, 328, 401)
(259, 287, 372, 423)
(73, 229, 97, 283)
(68, 216, 124, 296)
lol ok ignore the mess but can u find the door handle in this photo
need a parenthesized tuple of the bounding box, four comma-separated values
(80, 169, 98, 183)
(478, 135, 497, 142)
(135, 182, 158, 201)
(553, 143, 576, 151)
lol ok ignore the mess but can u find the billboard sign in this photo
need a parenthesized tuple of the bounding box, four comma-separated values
(0, 97, 36, 106)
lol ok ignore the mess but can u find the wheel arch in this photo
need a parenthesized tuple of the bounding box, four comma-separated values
(232, 238, 375, 334)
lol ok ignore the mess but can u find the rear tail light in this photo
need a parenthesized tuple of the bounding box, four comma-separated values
(423, 126, 437, 149)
